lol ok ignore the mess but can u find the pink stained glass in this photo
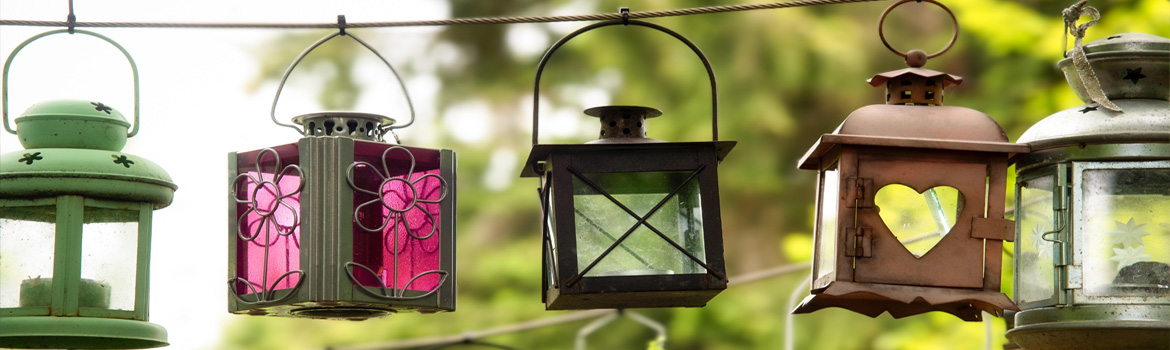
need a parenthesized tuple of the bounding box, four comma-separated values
(233, 145, 303, 296)
(351, 142, 445, 292)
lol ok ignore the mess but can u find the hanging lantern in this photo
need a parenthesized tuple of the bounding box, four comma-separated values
(522, 18, 735, 310)
(1004, 5, 1169, 348)
(0, 30, 176, 349)
(792, 0, 1024, 321)
(227, 28, 456, 320)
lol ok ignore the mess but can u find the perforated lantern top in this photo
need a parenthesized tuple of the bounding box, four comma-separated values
(0, 100, 175, 208)
(1017, 33, 1170, 153)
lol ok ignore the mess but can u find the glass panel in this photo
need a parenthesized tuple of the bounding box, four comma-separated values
(81, 207, 139, 311)
(351, 143, 445, 292)
(1082, 167, 1170, 297)
(816, 169, 839, 281)
(874, 184, 963, 257)
(0, 205, 56, 308)
(1016, 175, 1056, 304)
(572, 171, 705, 277)
(233, 145, 302, 297)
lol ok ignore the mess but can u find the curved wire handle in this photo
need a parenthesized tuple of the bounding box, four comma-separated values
(532, 19, 719, 145)
(270, 30, 416, 136)
(877, 0, 959, 59)
(2, 29, 141, 137)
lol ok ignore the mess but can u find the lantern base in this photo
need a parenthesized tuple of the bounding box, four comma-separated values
(1006, 305, 1170, 350)
(791, 281, 1017, 321)
(0, 316, 167, 349)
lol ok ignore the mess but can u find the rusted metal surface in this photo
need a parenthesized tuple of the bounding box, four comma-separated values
(795, 0, 1021, 320)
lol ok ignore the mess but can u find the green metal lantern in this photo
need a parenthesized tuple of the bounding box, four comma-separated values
(0, 30, 176, 349)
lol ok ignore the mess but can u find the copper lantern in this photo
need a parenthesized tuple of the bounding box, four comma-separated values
(522, 19, 735, 310)
(1005, 5, 1169, 348)
(792, 0, 1024, 321)
(227, 29, 456, 320)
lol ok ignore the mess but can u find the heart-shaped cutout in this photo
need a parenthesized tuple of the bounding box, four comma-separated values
(874, 184, 964, 258)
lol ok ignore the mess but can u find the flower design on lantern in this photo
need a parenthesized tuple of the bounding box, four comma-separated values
(345, 146, 449, 298)
(229, 148, 305, 303)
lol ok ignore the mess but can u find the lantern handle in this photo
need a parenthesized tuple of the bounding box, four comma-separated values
(877, 0, 958, 60)
(2, 29, 141, 137)
(532, 19, 719, 145)
(269, 29, 416, 136)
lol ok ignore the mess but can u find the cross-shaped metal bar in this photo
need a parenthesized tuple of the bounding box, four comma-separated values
(564, 165, 726, 288)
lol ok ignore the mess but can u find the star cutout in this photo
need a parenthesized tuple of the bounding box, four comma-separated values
(18, 152, 43, 165)
(1110, 245, 1152, 271)
(1108, 218, 1149, 247)
(91, 102, 112, 114)
(112, 154, 135, 168)
(1078, 105, 1098, 114)
(1122, 67, 1146, 85)
(1030, 224, 1053, 259)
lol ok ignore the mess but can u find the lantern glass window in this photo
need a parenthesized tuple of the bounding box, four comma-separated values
(232, 143, 303, 300)
(0, 204, 55, 308)
(1015, 173, 1056, 305)
(81, 206, 140, 311)
(571, 171, 705, 277)
(349, 144, 445, 293)
(815, 167, 839, 283)
(1076, 162, 1170, 297)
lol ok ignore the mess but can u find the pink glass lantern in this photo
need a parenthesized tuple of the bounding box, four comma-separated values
(227, 29, 455, 320)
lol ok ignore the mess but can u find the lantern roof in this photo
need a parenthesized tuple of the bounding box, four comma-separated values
(867, 67, 962, 88)
(1015, 99, 1169, 150)
(1018, 32, 1169, 151)
(1, 100, 176, 207)
(798, 104, 1027, 170)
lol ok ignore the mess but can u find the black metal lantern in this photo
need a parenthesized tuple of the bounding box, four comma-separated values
(522, 19, 735, 310)
(1005, 5, 1169, 348)
(227, 29, 456, 320)
(792, 0, 1025, 321)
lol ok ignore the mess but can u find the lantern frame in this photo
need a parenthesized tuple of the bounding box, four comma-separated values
(523, 19, 735, 310)
(226, 30, 456, 320)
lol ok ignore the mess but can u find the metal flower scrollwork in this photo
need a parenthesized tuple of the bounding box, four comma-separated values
(346, 146, 449, 300)
(229, 148, 306, 304)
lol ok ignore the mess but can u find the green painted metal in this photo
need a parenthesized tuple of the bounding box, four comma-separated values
(0, 30, 172, 349)
(0, 316, 167, 349)
(14, 99, 130, 151)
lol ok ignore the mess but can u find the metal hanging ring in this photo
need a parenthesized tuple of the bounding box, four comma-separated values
(269, 30, 416, 136)
(877, 0, 959, 59)
(2, 29, 141, 137)
(531, 19, 719, 145)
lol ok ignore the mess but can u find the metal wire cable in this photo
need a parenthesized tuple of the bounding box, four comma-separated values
(0, 0, 885, 29)
(331, 262, 811, 350)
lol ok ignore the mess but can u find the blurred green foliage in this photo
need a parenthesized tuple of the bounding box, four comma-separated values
(222, 1, 1169, 349)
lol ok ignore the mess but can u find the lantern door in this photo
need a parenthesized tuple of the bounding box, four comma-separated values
(850, 148, 1003, 289)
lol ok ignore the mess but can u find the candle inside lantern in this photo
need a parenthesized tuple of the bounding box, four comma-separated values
(19, 277, 111, 309)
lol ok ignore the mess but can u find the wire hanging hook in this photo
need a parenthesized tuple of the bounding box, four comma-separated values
(620, 7, 630, 26)
(66, 0, 76, 34)
(269, 30, 416, 136)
